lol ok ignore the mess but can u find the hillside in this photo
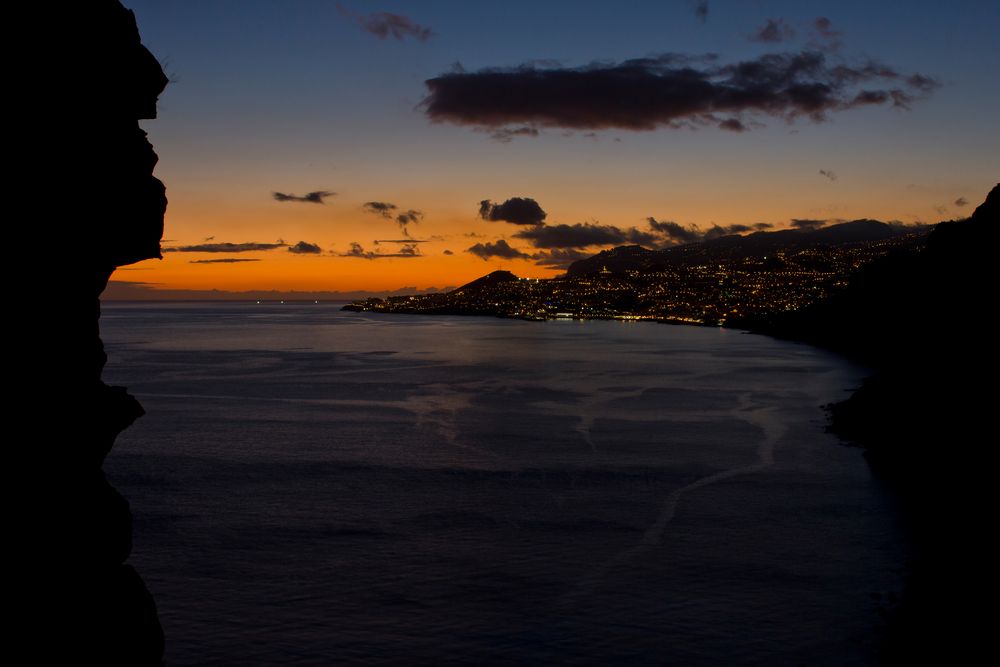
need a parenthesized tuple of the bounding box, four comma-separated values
(566, 218, 927, 277)
(740, 185, 999, 663)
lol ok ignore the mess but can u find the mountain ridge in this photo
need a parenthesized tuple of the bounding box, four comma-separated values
(566, 218, 930, 277)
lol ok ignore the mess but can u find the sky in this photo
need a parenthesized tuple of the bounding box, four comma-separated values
(114, 0, 1000, 297)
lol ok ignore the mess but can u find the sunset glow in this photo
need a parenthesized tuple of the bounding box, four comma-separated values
(116, 0, 999, 297)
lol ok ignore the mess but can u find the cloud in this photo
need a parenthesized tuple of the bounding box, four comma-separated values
(718, 118, 748, 132)
(954, 197, 968, 207)
(751, 19, 794, 43)
(363, 201, 398, 218)
(374, 238, 429, 244)
(811, 17, 843, 51)
(396, 209, 423, 227)
(164, 242, 288, 253)
(342, 6, 432, 42)
(790, 218, 827, 230)
(423, 50, 937, 134)
(819, 169, 837, 181)
(466, 239, 532, 260)
(443, 249, 454, 255)
(487, 126, 540, 143)
(694, 1, 709, 23)
(646, 218, 703, 243)
(647, 218, 770, 245)
(531, 248, 591, 268)
(189, 258, 262, 264)
(364, 201, 423, 235)
(703, 224, 758, 239)
(288, 241, 323, 254)
(272, 190, 334, 204)
(514, 223, 658, 249)
(479, 197, 547, 225)
(341, 241, 422, 259)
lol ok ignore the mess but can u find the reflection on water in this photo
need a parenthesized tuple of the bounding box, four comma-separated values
(103, 303, 906, 665)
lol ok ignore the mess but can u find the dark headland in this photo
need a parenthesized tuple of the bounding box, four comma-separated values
(741, 184, 1000, 663)
(13, 2, 167, 663)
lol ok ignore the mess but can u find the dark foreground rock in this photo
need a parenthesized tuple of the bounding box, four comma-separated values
(737, 184, 999, 663)
(11, 2, 168, 663)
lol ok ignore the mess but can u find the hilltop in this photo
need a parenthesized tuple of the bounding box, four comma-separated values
(566, 218, 926, 277)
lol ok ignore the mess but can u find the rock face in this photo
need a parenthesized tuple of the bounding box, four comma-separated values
(14, 2, 167, 663)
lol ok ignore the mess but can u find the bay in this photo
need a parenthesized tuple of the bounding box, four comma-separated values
(102, 302, 906, 665)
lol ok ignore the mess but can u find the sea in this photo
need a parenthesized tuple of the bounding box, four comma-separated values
(101, 302, 908, 666)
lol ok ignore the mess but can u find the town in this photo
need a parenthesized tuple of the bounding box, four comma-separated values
(344, 222, 931, 326)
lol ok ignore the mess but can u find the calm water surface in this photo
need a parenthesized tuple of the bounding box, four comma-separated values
(102, 302, 906, 665)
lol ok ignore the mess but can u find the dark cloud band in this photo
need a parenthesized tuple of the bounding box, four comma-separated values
(189, 258, 262, 264)
(164, 242, 288, 253)
(272, 190, 334, 204)
(424, 50, 937, 133)
(514, 223, 658, 249)
(466, 239, 531, 260)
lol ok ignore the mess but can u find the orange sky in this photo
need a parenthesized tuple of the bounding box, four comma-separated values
(113, 1, 999, 297)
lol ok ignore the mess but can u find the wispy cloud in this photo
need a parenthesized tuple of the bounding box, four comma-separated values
(811, 17, 843, 51)
(189, 258, 262, 264)
(363, 201, 397, 218)
(341, 241, 422, 259)
(272, 190, 334, 204)
(363, 201, 424, 236)
(164, 241, 288, 253)
(819, 169, 837, 181)
(341, 5, 432, 42)
(396, 209, 423, 227)
(486, 126, 539, 143)
(751, 19, 794, 44)
(647, 218, 772, 245)
(790, 218, 827, 230)
(693, 1, 709, 23)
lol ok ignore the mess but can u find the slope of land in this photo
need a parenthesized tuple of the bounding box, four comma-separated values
(740, 185, 999, 663)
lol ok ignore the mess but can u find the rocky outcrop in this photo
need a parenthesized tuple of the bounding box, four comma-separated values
(13, 2, 167, 663)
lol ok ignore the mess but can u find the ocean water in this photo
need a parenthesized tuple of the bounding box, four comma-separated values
(102, 302, 906, 665)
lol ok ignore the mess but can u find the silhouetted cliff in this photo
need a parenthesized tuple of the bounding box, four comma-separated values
(735, 185, 998, 663)
(13, 2, 167, 663)
(737, 185, 997, 456)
